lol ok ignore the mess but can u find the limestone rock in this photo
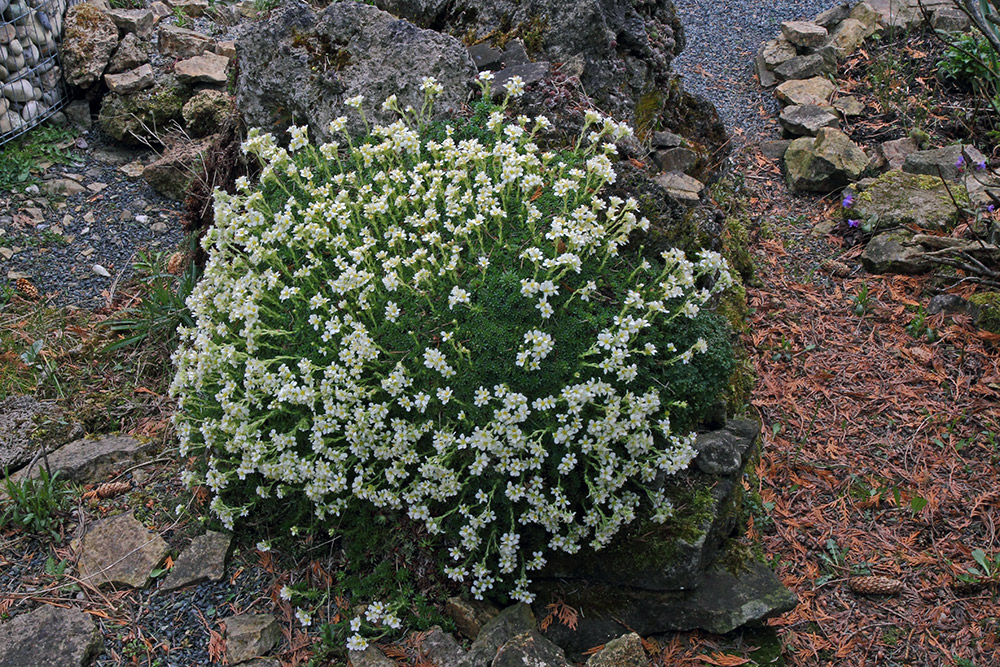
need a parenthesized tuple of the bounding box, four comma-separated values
(585, 632, 646, 667)
(158, 23, 213, 58)
(833, 95, 864, 117)
(76, 512, 170, 589)
(412, 626, 466, 666)
(105, 63, 155, 94)
(827, 17, 867, 58)
(780, 20, 828, 48)
(653, 146, 698, 174)
(445, 596, 499, 640)
(779, 104, 839, 137)
(775, 77, 836, 107)
(853, 169, 966, 232)
(349, 646, 395, 667)
(491, 61, 551, 99)
(773, 53, 832, 81)
(0, 396, 80, 473)
(41, 176, 88, 196)
(61, 3, 119, 89)
(759, 38, 796, 69)
(652, 130, 683, 149)
(182, 89, 230, 136)
(0, 605, 103, 667)
(653, 171, 704, 205)
(932, 7, 970, 32)
(492, 630, 572, 667)
(142, 133, 217, 200)
(902, 144, 965, 181)
(969, 292, 1000, 333)
(160, 530, 231, 592)
(760, 139, 791, 159)
(877, 136, 918, 170)
(98, 76, 187, 145)
(862, 230, 932, 274)
(106, 8, 155, 36)
(107, 32, 149, 74)
(814, 2, 851, 28)
(462, 603, 535, 667)
(237, 1, 477, 143)
(174, 52, 229, 85)
(214, 40, 236, 59)
(784, 128, 869, 192)
(224, 614, 281, 665)
(850, 1, 881, 36)
(171, 0, 210, 17)
(13, 434, 153, 485)
(536, 561, 797, 656)
(468, 42, 502, 70)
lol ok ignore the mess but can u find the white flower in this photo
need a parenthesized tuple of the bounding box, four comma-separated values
(503, 76, 525, 98)
(256, 541, 270, 552)
(345, 95, 364, 109)
(346, 634, 368, 652)
(295, 608, 312, 626)
(279, 585, 293, 601)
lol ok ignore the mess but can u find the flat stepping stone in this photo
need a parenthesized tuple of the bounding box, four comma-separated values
(224, 613, 281, 664)
(653, 171, 704, 205)
(174, 52, 230, 85)
(775, 77, 836, 107)
(160, 530, 231, 592)
(13, 434, 153, 486)
(75, 511, 169, 589)
(779, 104, 839, 137)
(903, 144, 966, 181)
(0, 605, 103, 667)
(0, 396, 81, 473)
(779, 20, 828, 47)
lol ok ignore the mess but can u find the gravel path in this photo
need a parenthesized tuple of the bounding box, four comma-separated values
(671, 0, 842, 147)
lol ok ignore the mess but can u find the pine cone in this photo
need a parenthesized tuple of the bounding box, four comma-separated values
(94, 481, 131, 499)
(15, 277, 39, 300)
(849, 576, 904, 595)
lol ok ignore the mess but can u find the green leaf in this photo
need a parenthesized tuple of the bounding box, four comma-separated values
(910, 496, 928, 513)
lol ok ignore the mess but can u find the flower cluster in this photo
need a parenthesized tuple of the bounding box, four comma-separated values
(171, 80, 734, 605)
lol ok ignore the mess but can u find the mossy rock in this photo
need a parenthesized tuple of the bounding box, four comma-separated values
(854, 170, 968, 232)
(99, 77, 189, 146)
(969, 292, 1000, 333)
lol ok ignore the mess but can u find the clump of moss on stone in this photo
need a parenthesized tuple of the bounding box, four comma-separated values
(99, 78, 188, 146)
(970, 291, 1000, 333)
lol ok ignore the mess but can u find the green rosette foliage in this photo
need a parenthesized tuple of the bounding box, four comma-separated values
(171, 79, 735, 604)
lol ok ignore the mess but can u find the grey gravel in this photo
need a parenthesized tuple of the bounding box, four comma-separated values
(671, 0, 842, 146)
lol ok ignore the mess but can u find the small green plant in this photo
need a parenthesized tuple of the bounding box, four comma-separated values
(252, 0, 282, 13)
(0, 125, 79, 191)
(20, 339, 64, 398)
(104, 250, 199, 352)
(172, 5, 189, 27)
(906, 306, 938, 342)
(0, 467, 73, 538)
(852, 282, 871, 315)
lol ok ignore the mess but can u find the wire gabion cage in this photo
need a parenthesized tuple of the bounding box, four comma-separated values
(1, 0, 81, 147)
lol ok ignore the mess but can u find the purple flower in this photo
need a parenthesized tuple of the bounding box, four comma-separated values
(842, 193, 854, 208)
(956, 156, 966, 170)
(989, 204, 996, 213)
(977, 160, 988, 171)
(847, 219, 860, 228)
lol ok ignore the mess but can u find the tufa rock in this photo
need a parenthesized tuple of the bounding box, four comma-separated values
(224, 614, 281, 664)
(774, 76, 836, 107)
(61, 3, 119, 89)
(0, 605, 104, 667)
(98, 76, 187, 145)
(237, 1, 477, 142)
(693, 419, 759, 476)
(75, 511, 170, 589)
(181, 89, 231, 136)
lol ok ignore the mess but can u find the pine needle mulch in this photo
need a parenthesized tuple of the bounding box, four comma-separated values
(741, 157, 1000, 665)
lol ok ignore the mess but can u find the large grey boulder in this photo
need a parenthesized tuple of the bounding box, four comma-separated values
(0, 396, 80, 473)
(785, 127, 869, 192)
(0, 605, 104, 667)
(371, 0, 684, 120)
(236, 1, 477, 142)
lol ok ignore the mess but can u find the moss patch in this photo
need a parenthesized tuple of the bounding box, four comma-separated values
(970, 291, 1000, 333)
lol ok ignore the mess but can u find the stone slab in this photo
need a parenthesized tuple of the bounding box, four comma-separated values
(0, 605, 103, 667)
(13, 434, 154, 485)
(76, 511, 170, 589)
